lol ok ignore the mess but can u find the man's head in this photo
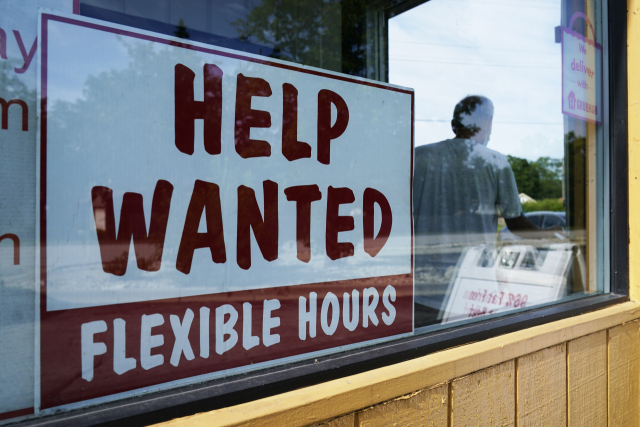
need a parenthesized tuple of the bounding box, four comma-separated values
(451, 95, 494, 145)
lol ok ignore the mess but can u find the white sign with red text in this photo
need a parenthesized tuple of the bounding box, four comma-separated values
(441, 245, 575, 324)
(38, 12, 413, 410)
(561, 12, 602, 124)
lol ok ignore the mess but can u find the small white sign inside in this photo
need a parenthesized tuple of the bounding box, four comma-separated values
(441, 244, 580, 324)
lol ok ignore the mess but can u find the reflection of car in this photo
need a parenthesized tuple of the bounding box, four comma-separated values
(499, 211, 566, 241)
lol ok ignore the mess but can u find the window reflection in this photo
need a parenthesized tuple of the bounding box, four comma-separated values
(79, 0, 607, 328)
(392, 0, 601, 327)
(81, 0, 371, 76)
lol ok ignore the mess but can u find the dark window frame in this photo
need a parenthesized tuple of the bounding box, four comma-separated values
(20, 1, 627, 426)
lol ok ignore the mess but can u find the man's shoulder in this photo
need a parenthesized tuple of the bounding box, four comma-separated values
(477, 144, 507, 158)
(415, 139, 452, 156)
(473, 144, 510, 168)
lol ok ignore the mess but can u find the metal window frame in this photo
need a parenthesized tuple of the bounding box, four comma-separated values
(18, 1, 628, 426)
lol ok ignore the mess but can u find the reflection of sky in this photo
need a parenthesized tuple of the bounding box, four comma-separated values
(389, 0, 563, 160)
(48, 24, 134, 104)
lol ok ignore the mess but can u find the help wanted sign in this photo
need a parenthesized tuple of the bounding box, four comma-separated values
(38, 13, 413, 409)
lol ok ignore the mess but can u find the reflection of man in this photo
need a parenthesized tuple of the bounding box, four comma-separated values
(413, 95, 539, 325)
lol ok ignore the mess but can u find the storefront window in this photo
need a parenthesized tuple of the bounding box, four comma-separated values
(389, 0, 607, 328)
(0, 0, 615, 423)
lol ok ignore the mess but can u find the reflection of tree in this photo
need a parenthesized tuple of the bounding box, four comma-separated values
(340, 0, 367, 77)
(507, 155, 563, 200)
(0, 65, 36, 223)
(564, 130, 586, 231)
(0, 65, 35, 114)
(49, 40, 190, 136)
(0, 71, 35, 100)
(0, 66, 37, 323)
(174, 19, 190, 39)
(46, 39, 287, 247)
(535, 157, 563, 198)
(452, 101, 481, 138)
(232, 0, 342, 72)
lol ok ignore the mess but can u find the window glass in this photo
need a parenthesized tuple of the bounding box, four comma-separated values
(526, 214, 545, 228)
(80, 0, 370, 76)
(542, 213, 566, 229)
(389, 0, 605, 327)
(0, 0, 609, 422)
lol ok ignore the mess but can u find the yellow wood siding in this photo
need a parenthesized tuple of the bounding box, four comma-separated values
(354, 383, 447, 427)
(450, 361, 515, 427)
(608, 320, 640, 426)
(630, 0, 640, 302)
(516, 343, 566, 427)
(313, 413, 356, 427)
(567, 331, 608, 426)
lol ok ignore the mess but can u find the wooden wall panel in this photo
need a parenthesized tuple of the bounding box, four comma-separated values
(567, 330, 607, 427)
(354, 383, 448, 427)
(313, 413, 355, 427)
(155, 304, 640, 427)
(516, 343, 566, 427)
(450, 360, 515, 427)
(608, 320, 640, 427)
(629, 0, 640, 302)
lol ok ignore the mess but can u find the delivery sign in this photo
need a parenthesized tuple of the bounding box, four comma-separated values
(561, 12, 602, 124)
(38, 13, 413, 409)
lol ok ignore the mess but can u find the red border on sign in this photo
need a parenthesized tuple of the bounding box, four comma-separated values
(39, 13, 415, 409)
(0, 407, 34, 422)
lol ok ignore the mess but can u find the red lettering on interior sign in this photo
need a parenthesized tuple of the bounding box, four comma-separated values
(237, 180, 279, 269)
(13, 30, 36, 74)
(0, 28, 7, 60)
(0, 233, 20, 265)
(317, 89, 349, 165)
(0, 98, 28, 131)
(284, 185, 322, 263)
(91, 180, 174, 276)
(282, 83, 311, 161)
(174, 63, 223, 155)
(234, 74, 272, 158)
(363, 188, 392, 257)
(326, 186, 355, 260)
(176, 180, 227, 274)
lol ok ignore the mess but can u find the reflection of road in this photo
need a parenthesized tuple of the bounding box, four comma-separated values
(44, 234, 414, 311)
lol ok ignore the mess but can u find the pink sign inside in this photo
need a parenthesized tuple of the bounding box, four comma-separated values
(562, 12, 602, 124)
